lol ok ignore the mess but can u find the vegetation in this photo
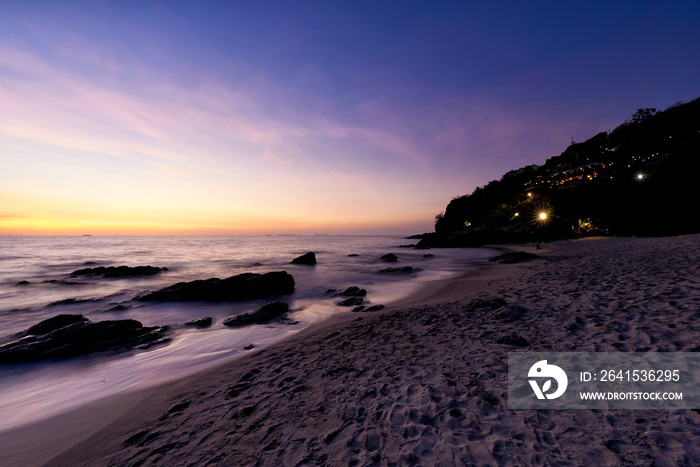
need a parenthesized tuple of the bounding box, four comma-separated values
(424, 97, 700, 246)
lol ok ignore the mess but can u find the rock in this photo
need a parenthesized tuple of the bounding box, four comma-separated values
(291, 252, 316, 265)
(0, 315, 170, 364)
(15, 280, 31, 286)
(365, 305, 385, 312)
(377, 266, 420, 274)
(70, 265, 166, 278)
(348, 254, 359, 257)
(27, 314, 89, 335)
(492, 305, 529, 323)
(423, 254, 434, 258)
(243, 344, 254, 350)
(351, 306, 366, 312)
(138, 271, 295, 302)
(223, 301, 289, 327)
(337, 297, 364, 307)
(338, 286, 367, 297)
(184, 317, 213, 328)
(488, 252, 538, 264)
(496, 334, 529, 346)
(380, 253, 398, 262)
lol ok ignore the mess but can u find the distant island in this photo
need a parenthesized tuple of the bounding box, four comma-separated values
(418, 97, 700, 247)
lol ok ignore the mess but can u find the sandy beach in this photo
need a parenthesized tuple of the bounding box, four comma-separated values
(2, 234, 700, 466)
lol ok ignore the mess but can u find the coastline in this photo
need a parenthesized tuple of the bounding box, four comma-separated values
(3, 235, 700, 465)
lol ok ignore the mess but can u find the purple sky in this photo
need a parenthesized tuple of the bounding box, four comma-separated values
(2, 1, 699, 235)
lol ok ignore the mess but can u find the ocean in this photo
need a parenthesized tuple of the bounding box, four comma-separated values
(0, 235, 496, 431)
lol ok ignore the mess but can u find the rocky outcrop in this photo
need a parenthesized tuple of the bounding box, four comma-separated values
(337, 297, 364, 307)
(291, 252, 317, 265)
(338, 286, 367, 297)
(138, 271, 295, 302)
(223, 302, 290, 327)
(377, 266, 421, 274)
(184, 317, 213, 328)
(380, 253, 398, 262)
(70, 265, 166, 278)
(0, 314, 170, 364)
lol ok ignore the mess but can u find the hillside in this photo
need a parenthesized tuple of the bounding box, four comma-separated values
(420, 97, 700, 247)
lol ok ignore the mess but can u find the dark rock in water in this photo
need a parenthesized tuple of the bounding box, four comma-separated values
(15, 280, 31, 286)
(337, 297, 364, 307)
(138, 271, 295, 302)
(105, 304, 130, 312)
(339, 286, 367, 297)
(496, 334, 529, 346)
(223, 301, 289, 327)
(348, 254, 359, 257)
(243, 344, 254, 350)
(324, 288, 338, 295)
(380, 253, 398, 262)
(492, 305, 529, 323)
(185, 317, 213, 328)
(423, 254, 434, 258)
(0, 315, 170, 364)
(377, 266, 420, 274)
(70, 265, 166, 278)
(488, 252, 538, 264)
(291, 252, 316, 265)
(27, 314, 88, 335)
(365, 305, 385, 312)
(351, 306, 366, 312)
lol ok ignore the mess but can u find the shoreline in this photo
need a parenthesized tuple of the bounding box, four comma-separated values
(0, 247, 509, 467)
(3, 235, 700, 465)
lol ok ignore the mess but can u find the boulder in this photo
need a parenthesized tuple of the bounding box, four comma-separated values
(70, 265, 166, 278)
(0, 315, 170, 364)
(184, 317, 213, 328)
(338, 286, 367, 297)
(138, 271, 295, 302)
(291, 252, 316, 265)
(377, 266, 420, 274)
(380, 253, 398, 262)
(27, 314, 89, 335)
(337, 297, 364, 307)
(223, 301, 289, 327)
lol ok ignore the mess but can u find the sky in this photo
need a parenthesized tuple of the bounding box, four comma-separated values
(1, 1, 699, 235)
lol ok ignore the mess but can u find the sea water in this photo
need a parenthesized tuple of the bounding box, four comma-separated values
(0, 235, 496, 431)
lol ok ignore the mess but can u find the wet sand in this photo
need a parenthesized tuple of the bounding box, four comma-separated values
(3, 235, 700, 466)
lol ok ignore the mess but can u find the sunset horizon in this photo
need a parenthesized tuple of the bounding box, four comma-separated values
(3, 2, 699, 236)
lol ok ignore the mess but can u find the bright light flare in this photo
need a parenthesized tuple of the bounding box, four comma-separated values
(531, 202, 554, 227)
